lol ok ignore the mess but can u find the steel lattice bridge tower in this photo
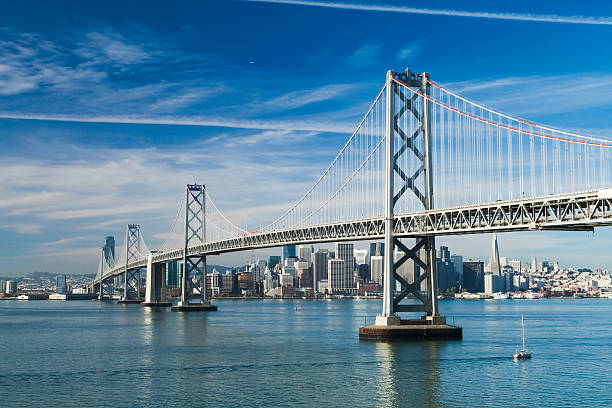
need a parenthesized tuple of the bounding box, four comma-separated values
(92, 68, 612, 335)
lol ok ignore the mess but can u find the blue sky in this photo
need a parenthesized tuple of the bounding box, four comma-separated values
(2, 0, 612, 276)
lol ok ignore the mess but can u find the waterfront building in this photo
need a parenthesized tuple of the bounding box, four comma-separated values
(210, 270, 222, 295)
(220, 272, 237, 295)
(0, 280, 5, 293)
(484, 273, 502, 294)
(327, 259, 345, 293)
(357, 281, 380, 295)
(318, 279, 329, 293)
(5, 280, 16, 294)
(312, 249, 329, 286)
(371, 256, 383, 285)
(463, 260, 484, 292)
(56, 275, 67, 294)
(335, 243, 355, 292)
(238, 272, 254, 291)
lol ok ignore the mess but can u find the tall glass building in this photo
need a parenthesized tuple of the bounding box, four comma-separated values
(268, 256, 281, 271)
(56, 275, 67, 294)
(103, 236, 115, 264)
(166, 261, 181, 287)
(283, 245, 296, 260)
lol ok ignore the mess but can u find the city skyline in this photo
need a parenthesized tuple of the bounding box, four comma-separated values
(2, 1, 612, 276)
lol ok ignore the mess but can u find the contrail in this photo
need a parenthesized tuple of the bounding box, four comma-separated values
(0, 113, 351, 133)
(244, 0, 612, 25)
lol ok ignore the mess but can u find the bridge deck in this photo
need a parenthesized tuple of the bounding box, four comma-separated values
(96, 190, 612, 283)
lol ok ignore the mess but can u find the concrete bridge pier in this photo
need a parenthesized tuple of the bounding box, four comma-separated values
(142, 254, 171, 307)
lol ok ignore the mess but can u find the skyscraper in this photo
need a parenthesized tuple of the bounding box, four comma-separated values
(255, 260, 267, 282)
(531, 256, 537, 272)
(56, 275, 67, 294)
(463, 260, 484, 293)
(297, 245, 312, 266)
(103, 236, 115, 264)
(312, 249, 329, 289)
(283, 245, 296, 260)
(370, 256, 383, 285)
(354, 249, 368, 265)
(269, 256, 281, 271)
(327, 259, 345, 293)
(335, 242, 355, 292)
(5, 280, 16, 294)
(450, 255, 463, 285)
(166, 261, 179, 287)
(489, 234, 502, 276)
(296, 261, 312, 288)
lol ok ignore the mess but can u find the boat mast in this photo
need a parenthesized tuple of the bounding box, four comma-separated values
(521, 313, 526, 351)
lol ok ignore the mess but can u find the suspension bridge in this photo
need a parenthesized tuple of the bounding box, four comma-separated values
(92, 68, 612, 333)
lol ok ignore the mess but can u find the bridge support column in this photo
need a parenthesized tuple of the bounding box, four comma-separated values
(119, 224, 144, 303)
(365, 69, 458, 338)
(172, 184, 216, 312)
(142, 254, 171, 307)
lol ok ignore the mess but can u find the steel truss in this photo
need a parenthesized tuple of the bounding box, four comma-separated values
(180, 184, 207, 305)
(379, 69, 439, 322)
(98, 191, 612, 283)
(123, 224, 142, 299)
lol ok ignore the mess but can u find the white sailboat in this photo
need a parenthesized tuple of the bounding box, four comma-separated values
(513, 313, 532, 359)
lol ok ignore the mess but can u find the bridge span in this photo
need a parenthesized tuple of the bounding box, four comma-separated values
(92, 68, 612, 336)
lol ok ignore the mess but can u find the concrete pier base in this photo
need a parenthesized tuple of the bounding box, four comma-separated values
(359, 318, 462, 341)
(141, 302, 172, 307)
(118, 299, 143, 304)
(171, 302, 217, 312)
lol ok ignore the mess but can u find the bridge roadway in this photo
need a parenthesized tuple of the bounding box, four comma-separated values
(96, 188, 612, 284)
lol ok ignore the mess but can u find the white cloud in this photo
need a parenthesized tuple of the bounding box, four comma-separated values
(346, 44, 380, 69)
(80, 31, 151, 65)
(443, 72, 612, 118)
(264, 84, 355, 109)
(43, 237, 88, 246)
(397, 40, 425, 61)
